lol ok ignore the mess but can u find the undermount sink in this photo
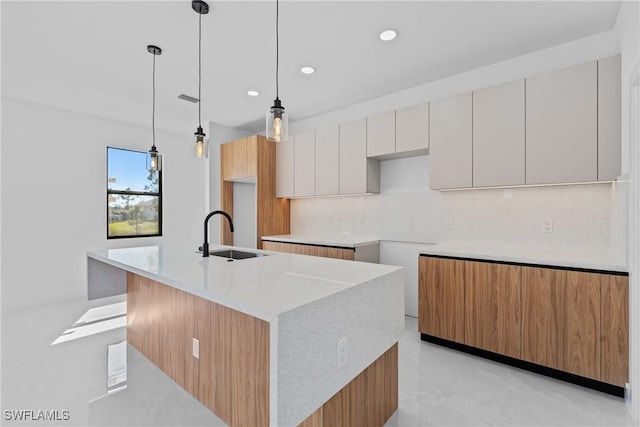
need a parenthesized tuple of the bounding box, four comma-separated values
(207, 249, 267, 260)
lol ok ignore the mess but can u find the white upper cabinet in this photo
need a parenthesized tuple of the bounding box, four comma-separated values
(598, 55, 621, 181)
(429, 91, 473, 189)
(275, 134, 294, 198)
(340, 118, 380, 194)
(315, 124, 340, 196)
(293, 130, 316, 197)
(526, 61, 597, 184)
(366, 110, 396, 158)
(473, 79, 525, 187)
(396, 102, 429, 155)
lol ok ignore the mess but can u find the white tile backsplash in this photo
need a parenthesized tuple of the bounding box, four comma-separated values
(291, 156, 623, 256)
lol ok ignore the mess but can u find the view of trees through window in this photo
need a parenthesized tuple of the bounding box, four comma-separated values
(107, 147, 161, 238)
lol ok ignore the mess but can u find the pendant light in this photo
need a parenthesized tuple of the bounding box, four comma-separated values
(147, 45, 162, 172)
(192, 0, 209, 159)
(266, 0, 288, 142)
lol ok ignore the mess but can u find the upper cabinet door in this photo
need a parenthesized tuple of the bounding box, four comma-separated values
(396, 102, 429, 154)
(340, 118, 369, 194)
(315, 124, 340, 196)
(275, 135, 294, 198)
(366, 110, 396, 158)
(429, 92, 473, 189)
(598, 55, 621, 181)
(526, 61, 597, 184)
(293, 130, 316, 197)
(473, 79, 525, 187)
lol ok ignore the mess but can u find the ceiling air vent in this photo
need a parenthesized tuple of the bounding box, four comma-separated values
(178, 94, 199, 103)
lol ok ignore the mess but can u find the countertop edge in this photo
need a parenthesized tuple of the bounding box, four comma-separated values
(417, 247, 628, 274)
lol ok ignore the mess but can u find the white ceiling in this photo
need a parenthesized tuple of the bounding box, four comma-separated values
(2, 1, 622, 136)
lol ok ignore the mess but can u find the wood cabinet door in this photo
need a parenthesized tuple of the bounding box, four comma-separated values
(396, 102, 429, 154)
(564, 271, 601, 380)
(464, 261, 521, 358)
(522, 266, 566, 370)
(315, 125, 340, 196)
(601, 274, 628, 386)
(418, 256, 465, 343)
(429, 92, 472, 189)
(472, 79, 525, 187)
(525, 61, 597, 184)
(366, 110, 396, 157)
(294, 130, 316, 197)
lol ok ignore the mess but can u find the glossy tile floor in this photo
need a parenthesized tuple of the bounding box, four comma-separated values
(1, 296, 637, 426)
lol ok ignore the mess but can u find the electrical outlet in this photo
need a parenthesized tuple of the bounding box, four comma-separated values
(357, 216, 364, 226)
(334, 215, 341, 225)
(444, 217, 453, 229)
(542, 218, 553, 233)
(192, 338, 200, 359)
(337, 337, 348, 369)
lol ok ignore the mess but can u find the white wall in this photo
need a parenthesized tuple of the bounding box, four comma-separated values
(289, 30, 624, 318)
(614, 0, 640, 418)
(1, 97, 208, 310)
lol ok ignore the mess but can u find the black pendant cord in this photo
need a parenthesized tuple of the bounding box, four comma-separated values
(152, 52, 156, 149)
(198, 11, 202, 128)
(275, 0, 279, 100)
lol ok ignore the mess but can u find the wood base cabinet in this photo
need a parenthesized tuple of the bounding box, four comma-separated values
(418, 255, 628, 389)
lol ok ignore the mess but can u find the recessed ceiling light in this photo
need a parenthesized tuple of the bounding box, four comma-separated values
(300, 66, 315, 75)
(247, 90, 260, 97)
(379, 29, 398, 41)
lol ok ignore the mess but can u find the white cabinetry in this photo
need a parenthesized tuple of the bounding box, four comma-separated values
(473, 79, 525, 187)
(396, 102, 429, 155)
(366, 111, 395, 158)
(429, 92, 472, 189)
(598, 55, 621, 181)
(340, 118, 380, 194)
(526, 61, 597, 184)
(294, 130, 316, 197)
(315, 125, 340, 196)
(275, 134, 294, 198)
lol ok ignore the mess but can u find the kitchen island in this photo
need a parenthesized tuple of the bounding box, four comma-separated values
(87, 245, 404, 427)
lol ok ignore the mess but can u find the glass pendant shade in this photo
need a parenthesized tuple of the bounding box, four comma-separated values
(147, 146, 162, 172)
(194, 126, 208, 159)
(266, 98, 288, 142)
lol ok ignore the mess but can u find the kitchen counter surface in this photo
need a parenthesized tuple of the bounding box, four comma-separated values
(419, 243, 627, 273)
(88, 244, 400, 322)
(261, 234, 380, 248)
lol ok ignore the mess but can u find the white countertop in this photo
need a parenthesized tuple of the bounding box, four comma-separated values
(419, 243, 627, 273)
(88, 244, 400, 322)
(261, 234, 380, 248)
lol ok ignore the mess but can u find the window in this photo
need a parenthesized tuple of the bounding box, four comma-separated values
(107, 147, 161, 238)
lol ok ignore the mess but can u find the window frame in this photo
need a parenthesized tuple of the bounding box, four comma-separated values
(106, 146, 163, 239)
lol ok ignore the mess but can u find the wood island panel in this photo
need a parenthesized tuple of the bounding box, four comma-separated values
(564, 271, 601, 380)
(601, 274, 629, 386)
(418, 257, 465, 342)
(299, 343, 398, 427)
(464, 261, 521, 358)
(127, 273, 269, 427)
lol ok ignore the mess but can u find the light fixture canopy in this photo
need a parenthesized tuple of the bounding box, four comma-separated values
(266, 0, 288, 142)
(192, 0, 209, 159)
(147, 44, 162, 172)
(379, 29, 398, 41)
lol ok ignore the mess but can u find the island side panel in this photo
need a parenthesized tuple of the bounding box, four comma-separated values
(127, 273, 270, 427)
(275, 269, 404, 426)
